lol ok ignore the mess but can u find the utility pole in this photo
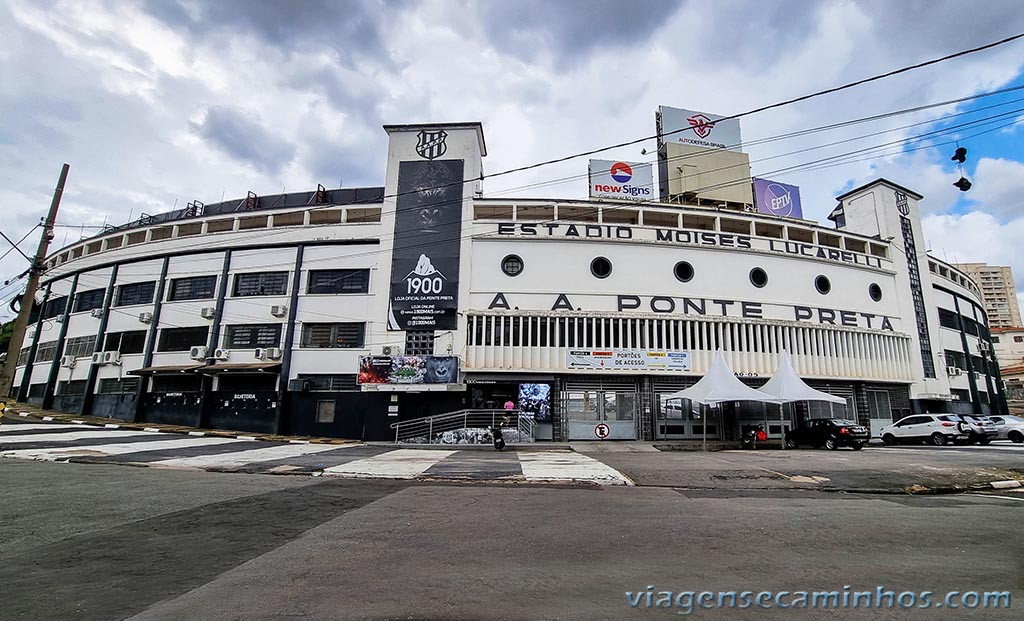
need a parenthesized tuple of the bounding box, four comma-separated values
(0, 164, 69, 400)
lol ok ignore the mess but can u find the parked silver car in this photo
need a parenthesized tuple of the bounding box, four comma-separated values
(951, 415, 998, 445)
(987, 415, 1024, 443)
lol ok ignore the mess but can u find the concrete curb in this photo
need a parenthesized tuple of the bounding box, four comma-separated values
(0, 405, 360, 447)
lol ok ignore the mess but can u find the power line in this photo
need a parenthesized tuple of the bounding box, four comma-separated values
(0, 226, 37, 263)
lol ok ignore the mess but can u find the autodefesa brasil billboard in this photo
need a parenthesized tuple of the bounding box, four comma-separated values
(657, 106, 742, 151)
(589, 160, 654, 201)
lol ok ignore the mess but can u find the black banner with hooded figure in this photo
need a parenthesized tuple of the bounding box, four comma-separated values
(388, 159, 464, 331)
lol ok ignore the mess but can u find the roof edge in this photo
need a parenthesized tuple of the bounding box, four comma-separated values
(835, 178, 924, 202)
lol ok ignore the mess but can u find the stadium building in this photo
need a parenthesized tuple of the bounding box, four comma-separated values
(9, 114, 1009, 441)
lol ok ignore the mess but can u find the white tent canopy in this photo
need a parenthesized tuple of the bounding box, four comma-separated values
(758, 350, 846, 404)
(665, 350, 784, 405)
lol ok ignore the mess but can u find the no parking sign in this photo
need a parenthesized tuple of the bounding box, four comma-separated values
(594, 423, 610, 439)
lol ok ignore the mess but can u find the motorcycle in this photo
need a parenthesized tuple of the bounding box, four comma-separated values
(490, 416, 510, 451)
(742, 424, 767, 449)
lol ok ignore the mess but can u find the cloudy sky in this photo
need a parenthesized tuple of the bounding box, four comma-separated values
(2, 0, 1024, 321)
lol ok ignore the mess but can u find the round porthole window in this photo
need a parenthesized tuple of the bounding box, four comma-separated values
(815, 275, 831, 295)
(869, 283, 883, 302)
(591, 256, 612, 279)
(749, 267, 768, 288)
(674, 261, 694, 283)
(501, 254, 523, 277)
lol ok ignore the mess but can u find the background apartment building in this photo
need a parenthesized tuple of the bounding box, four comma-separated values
(954, 263, 1022, 329)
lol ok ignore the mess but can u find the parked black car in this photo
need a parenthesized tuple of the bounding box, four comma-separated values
(785, 418, 870, 450)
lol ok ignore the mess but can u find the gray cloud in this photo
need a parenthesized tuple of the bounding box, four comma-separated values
(143, 0, 406, 66)
(191, 106, 297, 174)
(479, 0, 684, 68)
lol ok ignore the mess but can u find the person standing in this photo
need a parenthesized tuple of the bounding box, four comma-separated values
(503, 399, 515, 411)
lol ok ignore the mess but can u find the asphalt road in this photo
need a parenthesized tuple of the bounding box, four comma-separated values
(2, 459, 1022, 620)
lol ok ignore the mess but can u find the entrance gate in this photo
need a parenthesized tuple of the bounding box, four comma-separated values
(564, 377, 638, 440)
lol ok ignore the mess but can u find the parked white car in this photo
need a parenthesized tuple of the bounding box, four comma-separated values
(879, 414, 969, 446)
(987, 415, 1024, 443)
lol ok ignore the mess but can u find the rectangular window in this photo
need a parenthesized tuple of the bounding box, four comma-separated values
(225, 324, 282, 348)
(28, 383, 46, 398)
(168, 275, 217, 301)
(307, 269, 370, 294)
(74, 288, 106, 313)
(992, 336, 1000, 343)
(104, 330, 147, 354)
(115, 281, 156, 306)
(316, 400, 336, 423)
(233, 271, 289, 297)
(57, 380, 88, 396)
(98, 377, 140, 394)
(41, 295, 68, 320)
(296, 374, 358, 391)
(1015, 336, 1023, 343)
(404, 330, 435, 356)
(301, 323, 365, 348)
(35, 341, 59, 363)
(158, 326, 210, 352)
(64, 335, 97, 358)
(937, 308, 961, 331)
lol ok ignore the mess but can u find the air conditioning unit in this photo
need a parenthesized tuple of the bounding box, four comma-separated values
(264, 347, 283, 360)
(91, 352, 104, 364)
(200, 307, 216, 319)
(189, 345, 208, 360)
(382, 345, 401, 356)
(946, 366, 963, 377)
(254, 348, 266, 360)
(103, 351, 121, 365)
(60, 355, 77, 368)
(212, 348, 231, 361)
(90, 308, 104, 318)
(270, 305, 288, 318)
(138, 312, 153, 324)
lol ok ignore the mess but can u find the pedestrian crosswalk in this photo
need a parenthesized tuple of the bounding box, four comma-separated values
(0, 420, 631, 485)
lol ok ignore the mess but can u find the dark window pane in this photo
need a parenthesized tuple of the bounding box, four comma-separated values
(169, 276, 218, 301)
(104, 330, 147, 354)
(98, 377, 140, 394)
(57, 380, 88, 396)
(74, 288, 106, 313)
(151, 374, 202, 392)
(233, 271, 289, 297)
(115, 281, 156, 306)
(301, 323, 365, 348)
(225, 324, 282, 348)
(64, 335, 96, 358)
(41, 296, 68, 320)
(307, 269, 369, 294)
(158, 326, 209, 352)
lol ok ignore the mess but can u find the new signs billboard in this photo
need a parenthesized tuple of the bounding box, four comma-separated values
(589, 160, 654, 201)
(753, 178, 803, 219)
(657, 106, 742, 151)
(387, 159, 464, 331)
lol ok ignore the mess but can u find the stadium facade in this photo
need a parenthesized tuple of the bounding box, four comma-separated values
(10, 119, 1008, 441)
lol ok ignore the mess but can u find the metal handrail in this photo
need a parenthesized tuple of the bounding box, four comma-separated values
(390, 409, 536, 443)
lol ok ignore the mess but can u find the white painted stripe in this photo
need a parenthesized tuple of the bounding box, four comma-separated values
(322, 449, 456, 479)
(42, 416, 53, 421)
(289, 440, 309, 444)
(0, 429, 155, 444)
(72, 420, 85, 424)
(188, 431, 205, 437)
(518, 451, 632, 486)
(967, 493, 1024, 502)
(236, 435, 257, 441)
(151, 442, 346, 469)
(0, 423, 85, 433)
(19, 413, 30, 417)
(1, 436, 247, 461)
(104, 424, 120, 429)
(143, 427, 162, 433)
